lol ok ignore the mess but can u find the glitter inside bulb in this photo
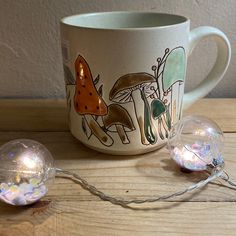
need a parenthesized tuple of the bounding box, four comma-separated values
(168, 115, 224, 171)
(0, 139, 55, 206)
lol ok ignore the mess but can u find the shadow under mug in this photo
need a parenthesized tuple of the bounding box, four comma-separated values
(60, 12, 231, 155)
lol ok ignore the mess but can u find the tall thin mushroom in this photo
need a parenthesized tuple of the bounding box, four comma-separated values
(74, 55, 113, 147)
(162, 47, 186, 124)
(109, 73, 157, 145)
(103, 104, 135, 144)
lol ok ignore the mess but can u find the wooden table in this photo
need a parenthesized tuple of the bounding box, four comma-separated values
(0, 99, 235, 236)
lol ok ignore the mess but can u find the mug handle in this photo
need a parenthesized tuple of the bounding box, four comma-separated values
(183, 26, 231, 109)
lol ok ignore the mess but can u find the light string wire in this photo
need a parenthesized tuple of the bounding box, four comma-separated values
(219, 171, 236, 188)
(55, 143, 236, 207)
(183, 144, 236, 188)
(55, 167, 224, 207)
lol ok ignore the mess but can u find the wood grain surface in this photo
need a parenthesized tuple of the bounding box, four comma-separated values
(0, 99, 235, 236)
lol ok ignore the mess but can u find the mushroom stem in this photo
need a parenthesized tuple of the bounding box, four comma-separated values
(172, 99, 177, 124)
(82, 117, 92, 139)
(177, 81, 183, 120)
(115, 125, 130, 144)
(84, 114, 114, 147)
(161, 115, 169, 138)
(158, 118, 165, 140)
(165, 104, 172, 130)
(140, 89, 157, 145)
(131, 89, 150, 145)
(170, 87, 173, 124)
(161, 118, 168, 138)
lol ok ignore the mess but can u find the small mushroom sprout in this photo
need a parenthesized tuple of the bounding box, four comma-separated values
(103, 104, 135, 144)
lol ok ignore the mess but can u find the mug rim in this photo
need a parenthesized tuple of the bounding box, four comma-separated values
(61, 11, 189, 31)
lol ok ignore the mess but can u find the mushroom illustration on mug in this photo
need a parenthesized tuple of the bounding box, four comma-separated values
(109, 73, 158, 145)
(151, 98, 169, 140)
(162, 47, 185, 124)
(103, 104, 135, 144)
(74, 55, 114, 147)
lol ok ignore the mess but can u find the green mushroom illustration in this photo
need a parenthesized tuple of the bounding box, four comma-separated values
(109, 73, 157, 145)
(151, 98, 169, 139)
(162, 47, 186, 124)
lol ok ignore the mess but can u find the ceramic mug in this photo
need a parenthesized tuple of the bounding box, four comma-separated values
(60, 12, 231, 155)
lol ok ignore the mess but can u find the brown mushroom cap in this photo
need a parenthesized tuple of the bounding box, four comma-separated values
(109, 73, 156, 103)
(103, 104, 135, 132)
(74, 55, 107, 116)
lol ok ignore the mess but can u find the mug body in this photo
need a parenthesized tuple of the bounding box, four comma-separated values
(60, 12, 189, 155)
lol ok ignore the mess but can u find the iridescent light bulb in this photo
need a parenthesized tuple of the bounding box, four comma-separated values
(168, 115, 224, 171)
(0, 139, 55, 206)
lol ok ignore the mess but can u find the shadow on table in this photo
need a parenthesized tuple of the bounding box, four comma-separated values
(135, 147, 209, 182)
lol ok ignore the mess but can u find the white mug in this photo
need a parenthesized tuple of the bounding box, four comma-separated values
(60, 12, 231, 155)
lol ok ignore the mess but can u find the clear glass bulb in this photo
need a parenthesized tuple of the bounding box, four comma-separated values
(0, 139, 55, 206)
(168, 115, 224, 171)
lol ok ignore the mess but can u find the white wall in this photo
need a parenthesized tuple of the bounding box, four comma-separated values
(0, 0, 235, 98)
